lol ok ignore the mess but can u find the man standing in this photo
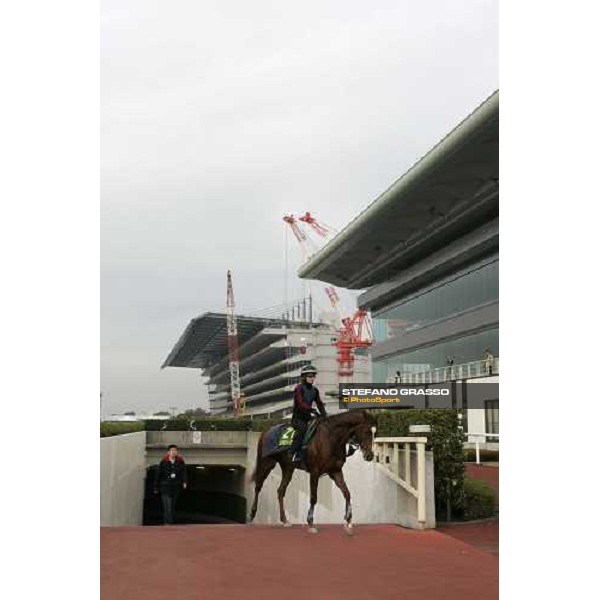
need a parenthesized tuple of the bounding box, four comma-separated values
(483, 349, 495, 376)
(446, 357, 454, 380)
(153, 444, 188, 525)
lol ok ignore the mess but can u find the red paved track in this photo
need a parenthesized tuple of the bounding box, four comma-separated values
(465, 464, 499, 508)
(465, 464, 499, 493)
(438, 520, 499, 555)
(101, 524, 498, 600)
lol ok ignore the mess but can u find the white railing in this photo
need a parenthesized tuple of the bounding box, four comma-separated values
(395, 358, 499, 384)
(465, 432, 499, 464)
(373, 436, 428, 527)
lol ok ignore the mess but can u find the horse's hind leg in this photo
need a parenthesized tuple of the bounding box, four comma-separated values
(249, 456, 276, 522)
(331, 470, 353, 533)
(277, 464, 294, 526)
(307, 471, 320, 533)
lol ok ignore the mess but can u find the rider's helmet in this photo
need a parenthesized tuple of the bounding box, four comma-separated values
(300, 364, 318, 378)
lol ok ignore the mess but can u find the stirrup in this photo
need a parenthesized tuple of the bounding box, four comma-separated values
(291, 451, 302, 463)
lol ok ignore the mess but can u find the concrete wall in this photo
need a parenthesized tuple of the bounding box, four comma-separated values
(100, 431, 146, 526)
(245, 432, 435, 528)
(145, 430, 249, 467)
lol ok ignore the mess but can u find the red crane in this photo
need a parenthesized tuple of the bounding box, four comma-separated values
(298, 211, 329, 237)
(283, 212, 372, 380)
(335, 309, 373, 379)
(282, 214, 306, 243)
(226, 270, 242, 416)
(324, 286, 340, 308)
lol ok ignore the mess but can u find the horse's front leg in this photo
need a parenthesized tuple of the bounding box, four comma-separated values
(331, 470, 353, 534)
(249, 456, 276, 522)
(278, 465, 294, 527)
(307, 471, 319, 533)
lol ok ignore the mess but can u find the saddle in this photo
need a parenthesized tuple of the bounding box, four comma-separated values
(261, 420, 320, 458)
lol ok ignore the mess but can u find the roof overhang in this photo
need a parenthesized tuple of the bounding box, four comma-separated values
(298, 90, 499, 289)
(162, 313, 298, 370)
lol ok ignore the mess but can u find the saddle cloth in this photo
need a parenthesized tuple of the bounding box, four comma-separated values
(261, 421, 319, 458)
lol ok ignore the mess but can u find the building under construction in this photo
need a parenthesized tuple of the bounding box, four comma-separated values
(161, 311, 371, 417)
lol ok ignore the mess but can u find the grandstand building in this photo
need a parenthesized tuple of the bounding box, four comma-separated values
(162, 313, 371, 417)
(299, 91, 499, 438)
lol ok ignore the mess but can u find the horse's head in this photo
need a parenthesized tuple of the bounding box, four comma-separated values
(353, 410, 377, 462)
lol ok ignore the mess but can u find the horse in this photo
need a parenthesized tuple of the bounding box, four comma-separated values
(248, 409, 377, 533)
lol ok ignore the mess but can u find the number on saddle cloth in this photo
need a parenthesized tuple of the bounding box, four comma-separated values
(261, 421, 321, 458)
(278, 426, 295, 447)
(277, 421, 318, 448)
(262, 424, 296, 457)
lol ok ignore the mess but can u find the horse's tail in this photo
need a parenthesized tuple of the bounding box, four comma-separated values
(250, 431, 265, 482)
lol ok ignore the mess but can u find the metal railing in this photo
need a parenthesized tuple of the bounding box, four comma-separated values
(465, 432, 499, 464)
(395, 358, 499, 384)
(373, 436, 428, 527)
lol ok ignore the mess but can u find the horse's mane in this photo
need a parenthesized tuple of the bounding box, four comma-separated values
(323, 409, 375, 427)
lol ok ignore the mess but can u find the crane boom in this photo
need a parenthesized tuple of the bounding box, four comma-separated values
(283, 211, 373, 380)
(226, 270, 241, 416)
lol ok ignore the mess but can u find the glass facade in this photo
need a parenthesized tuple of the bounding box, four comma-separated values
(372, 327, 499, 381)
(485, 399, 499, 439)
(373, 259, 499, 342)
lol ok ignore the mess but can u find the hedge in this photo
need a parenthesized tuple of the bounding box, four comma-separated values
(100, 421, 145, 437)
(460, 478, 496, 520)
(101, 417, 285, 437)
(375, 409, 464, 521)
(463, 448, 499, 463)
(144, 417, 283, 433)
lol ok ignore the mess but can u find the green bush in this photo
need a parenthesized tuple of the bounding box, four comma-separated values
(460, 478, 496, 520)
(144, 417, 284, 432)
(100, 421, 145, 437)
(249, 419, 284, 432)
(375, 409, 465, 520)
(463, 448, 499, 463)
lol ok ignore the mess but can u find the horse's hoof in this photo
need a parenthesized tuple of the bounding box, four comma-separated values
(282, 521, 292, 528)
(344, 523, 354, 536)
(308, 527, 318, 534)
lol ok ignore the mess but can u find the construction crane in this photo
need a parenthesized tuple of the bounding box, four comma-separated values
(298, 211, 329, 237)
(282, 214, 307, 243)
(283, 212, 372, 380)
(335, 309, 373, 380)
(226, 270, 242, 417)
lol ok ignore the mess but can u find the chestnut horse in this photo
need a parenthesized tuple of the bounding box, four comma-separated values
(249, 409, 377, 533)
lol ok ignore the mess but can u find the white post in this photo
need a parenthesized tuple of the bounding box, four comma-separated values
(417, 441, 426, 526)
(405, 442, 411, 487)
(475, 441, 481, 465)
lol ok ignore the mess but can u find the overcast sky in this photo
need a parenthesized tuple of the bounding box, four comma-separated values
(101, 0, 498, 416)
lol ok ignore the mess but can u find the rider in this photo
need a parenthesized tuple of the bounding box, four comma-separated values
(290, 364, 327, 463)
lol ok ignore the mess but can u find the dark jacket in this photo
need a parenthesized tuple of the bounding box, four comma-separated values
(154, 454, 188, 491)
(292, 383, 327, 421)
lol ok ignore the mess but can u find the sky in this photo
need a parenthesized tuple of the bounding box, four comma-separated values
(101, 0, 498, 416)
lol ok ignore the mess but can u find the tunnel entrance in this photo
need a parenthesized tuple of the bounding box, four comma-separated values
(143, 464, 247, 525)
